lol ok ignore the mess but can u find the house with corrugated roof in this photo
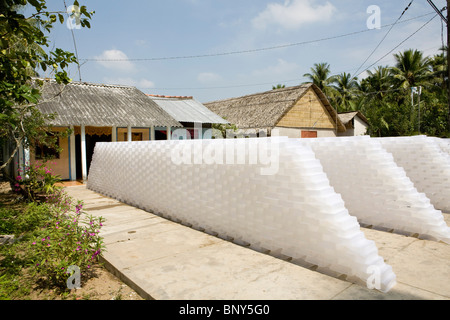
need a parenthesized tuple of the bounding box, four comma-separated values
(19, 79, 229, 181)
(146, 94, 228, 139)
(17, 78, 185, 181)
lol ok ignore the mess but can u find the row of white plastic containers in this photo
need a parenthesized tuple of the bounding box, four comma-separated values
(87, 136, 450, 293)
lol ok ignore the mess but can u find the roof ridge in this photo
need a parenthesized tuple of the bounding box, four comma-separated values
(146, 94, 193, 99)
(204, 83, 312, 104)
(34, 77, 136, 89)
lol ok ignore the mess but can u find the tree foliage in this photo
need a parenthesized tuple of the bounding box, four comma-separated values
(0, 0, 94, 171)
(306, 48, 449, 137)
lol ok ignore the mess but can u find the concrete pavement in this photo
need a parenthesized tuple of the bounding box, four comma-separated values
(64, 185, 450, 300)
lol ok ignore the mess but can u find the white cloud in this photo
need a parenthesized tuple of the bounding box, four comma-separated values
(252, 0, 336, 30)
(134, 39, 149, 47)
(197, 72, 222, 84)
(252, 58, 300, 77)
(102, 77, 155, 88)
(138, 78, 156, 88)
(95, 49, 136, 72)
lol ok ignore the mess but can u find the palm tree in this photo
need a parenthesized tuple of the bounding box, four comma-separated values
(303, 62, 335, 96)
(429, 46, 447, 91)
(330, 72, 358, 112)
(362, 66, 393, 99)
(390, 49, 432, 89)
(272, 84, 285, 90)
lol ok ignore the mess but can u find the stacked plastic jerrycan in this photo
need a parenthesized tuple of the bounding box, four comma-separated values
(87, 137, 397, 292)
(300, 136, 450, 244)
(376, 136, 450, 213)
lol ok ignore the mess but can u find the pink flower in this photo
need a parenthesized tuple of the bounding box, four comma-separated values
(16, 175, 22, 181)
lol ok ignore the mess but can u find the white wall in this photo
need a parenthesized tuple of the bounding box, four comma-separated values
(338, 116, 368, 137)
(354, 117, 368, 136)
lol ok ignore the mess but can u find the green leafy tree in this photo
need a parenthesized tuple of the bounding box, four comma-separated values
(303, 48, 449, 137)
(0, 0, 94, 173)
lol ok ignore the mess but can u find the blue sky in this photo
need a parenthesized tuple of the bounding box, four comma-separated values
(37, 0, 447, 102)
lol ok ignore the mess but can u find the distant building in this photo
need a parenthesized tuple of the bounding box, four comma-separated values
(204, 83, 347, 138)
(146, 94, 228, 139)
(337, 111, 369, 137)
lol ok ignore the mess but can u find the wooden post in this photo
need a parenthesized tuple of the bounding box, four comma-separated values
(166, 126, 171, 140)
(112, 126, 117, 142)
(81, 125, 87, 182)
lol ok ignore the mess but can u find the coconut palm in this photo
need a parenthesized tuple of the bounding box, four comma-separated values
(390, 49, 432, 89)
(272, 84, 285, 90)
(429, 46, 447, 91)
(302, 62, 335, 96)
(362, 66, 393, 99)
(330, 72, 358, 112)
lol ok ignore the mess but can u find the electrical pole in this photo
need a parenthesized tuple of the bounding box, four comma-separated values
(428, 0, 450, 129)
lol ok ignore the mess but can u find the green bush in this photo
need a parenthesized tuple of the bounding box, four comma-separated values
(14, 162, 62, 202)
(30, 189, 105, 286)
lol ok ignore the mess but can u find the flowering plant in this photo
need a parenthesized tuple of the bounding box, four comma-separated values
(15, 161, 61, 201)
(30, 189, 105, 287)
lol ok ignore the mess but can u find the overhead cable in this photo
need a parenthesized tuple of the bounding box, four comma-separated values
(81, 12, 435, 63)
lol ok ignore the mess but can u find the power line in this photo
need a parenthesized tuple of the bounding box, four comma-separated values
(145, 44, 441, 92)
(426, 0, 447, 23)
(80, 12, 435, 63)
(356, 13, 438, 78)
(353, 1, 414, 77)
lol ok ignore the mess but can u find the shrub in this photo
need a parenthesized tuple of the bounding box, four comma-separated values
(15, 162, 61, 202)
(30, 191, 105, 286)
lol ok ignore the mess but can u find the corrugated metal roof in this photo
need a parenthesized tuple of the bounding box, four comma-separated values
(147, 95, 228, 125)
(36, 79, 182, 127)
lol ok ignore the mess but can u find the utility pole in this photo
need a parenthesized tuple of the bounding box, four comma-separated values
(428, 0, 450, 129)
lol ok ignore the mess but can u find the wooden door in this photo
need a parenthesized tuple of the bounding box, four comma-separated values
(301, 130, 318, 138)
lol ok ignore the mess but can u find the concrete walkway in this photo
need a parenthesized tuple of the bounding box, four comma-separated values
(64, 185, 450, 300)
